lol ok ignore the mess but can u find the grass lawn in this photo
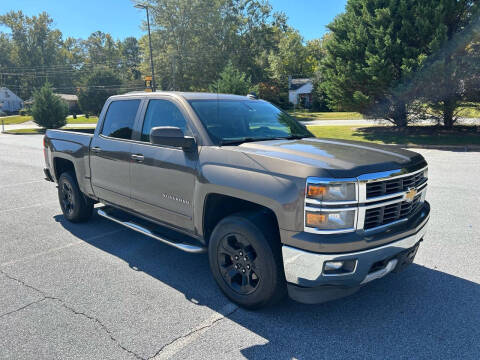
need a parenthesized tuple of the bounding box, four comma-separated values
(308, 125, 480, 146)
(3, 126, 96, 134)
(67, 116, 98, 124)
(456, 103, 480, 118)
(290, 111, 364, 121)
(0, 115, 32, 125)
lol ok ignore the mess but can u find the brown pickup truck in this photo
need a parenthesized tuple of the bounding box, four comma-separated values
(43, 92, 430, 309)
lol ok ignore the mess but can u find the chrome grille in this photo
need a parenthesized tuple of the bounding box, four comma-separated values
(364, 195, 422, 229)
(366, 172, 426, 198)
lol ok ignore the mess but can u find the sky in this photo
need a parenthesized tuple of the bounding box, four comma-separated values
(0, 0, 347, 41)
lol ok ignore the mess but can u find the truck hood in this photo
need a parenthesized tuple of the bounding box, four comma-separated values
(233, 137, 426, 178)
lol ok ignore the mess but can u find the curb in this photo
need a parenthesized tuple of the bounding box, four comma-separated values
(389, 143, 480, 152)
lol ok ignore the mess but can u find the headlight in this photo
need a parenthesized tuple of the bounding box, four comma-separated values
(423, 167, 428, 180)
(306, 182, 356, 202)
(305, 209, 356, 230)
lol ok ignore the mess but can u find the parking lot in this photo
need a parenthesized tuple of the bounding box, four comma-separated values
(1, 133, 479, 359)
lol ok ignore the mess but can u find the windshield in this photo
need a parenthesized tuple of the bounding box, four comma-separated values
(188, 99, 313, 145)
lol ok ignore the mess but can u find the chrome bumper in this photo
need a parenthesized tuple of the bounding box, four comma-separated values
(282, 222, 428, 287)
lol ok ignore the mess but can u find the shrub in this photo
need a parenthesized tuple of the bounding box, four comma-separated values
(32, 82, 68, 129)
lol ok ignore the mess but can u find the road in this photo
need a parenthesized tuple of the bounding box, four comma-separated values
(1, 134, 479, 359)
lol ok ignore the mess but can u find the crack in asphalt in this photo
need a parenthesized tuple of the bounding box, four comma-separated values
(148, 304, 239, 360)
(0, 297, 47, 319)
(0, 268, 144, 360)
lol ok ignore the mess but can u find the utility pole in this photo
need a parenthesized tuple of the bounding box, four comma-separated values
(171, 54, 176, 91)
(134, 3, 156, 92)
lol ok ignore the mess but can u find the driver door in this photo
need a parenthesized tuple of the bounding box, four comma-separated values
(129, 98, 198, 232)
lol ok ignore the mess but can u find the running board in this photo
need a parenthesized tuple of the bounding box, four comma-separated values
(97, 208, 207, 254)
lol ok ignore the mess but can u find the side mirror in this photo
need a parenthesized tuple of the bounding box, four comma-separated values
(150, 126, 196, 150)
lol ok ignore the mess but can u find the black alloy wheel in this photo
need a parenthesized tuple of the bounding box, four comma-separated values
(208, 212, 286, 309)
(217, 232, 261, 295)
(57, 172, 93, 223)
(60, 181, 75, 217)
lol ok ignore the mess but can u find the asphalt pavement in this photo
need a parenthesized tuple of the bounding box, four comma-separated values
(1, 134, 479, 359)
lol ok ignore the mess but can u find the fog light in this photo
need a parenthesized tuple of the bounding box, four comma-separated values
(324, 261, 344, 271)
(323, 260, 357, 275)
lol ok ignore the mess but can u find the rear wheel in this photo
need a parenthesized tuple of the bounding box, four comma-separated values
(58, 172, 93, 223)
(208, 212, 286, 309)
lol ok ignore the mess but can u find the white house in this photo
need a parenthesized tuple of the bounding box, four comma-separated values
(288, 78, 313, 108)
(0, 87, 23, 113)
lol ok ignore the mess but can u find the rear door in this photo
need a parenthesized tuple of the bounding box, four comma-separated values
(129, 98, 198, 231)
(90, 99, 141, 208)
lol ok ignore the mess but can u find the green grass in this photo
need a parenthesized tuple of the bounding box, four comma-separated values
(67, 116, 98, 124)
(456, 102, 480, 118)
(0, 115, 32, 125)
(307, 125, 480, 146)
(3, 126, 96, 135)
(3, 128, 45, 134)
(290, 111, 365, 121)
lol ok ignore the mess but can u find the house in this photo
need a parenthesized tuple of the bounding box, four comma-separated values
(288, 78, 313, 108)
(0, 87, 24, 113)
(55, 93, 80, 113)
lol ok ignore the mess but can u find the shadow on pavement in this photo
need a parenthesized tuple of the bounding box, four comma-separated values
(55, 213, 480, 359)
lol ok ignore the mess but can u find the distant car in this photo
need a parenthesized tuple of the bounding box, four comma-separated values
(43, 92, 430, 309)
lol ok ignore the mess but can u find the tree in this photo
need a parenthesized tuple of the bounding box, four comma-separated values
(0, 11, 65, 100)
(321, 0, 442, 126)
(140, 0, 287, 91)
(268, 29, 314, 83)
(31, 82, 68, 129)
(77, 67, 122, 115)
(407, 1, 480, 127)
(209, 62, 252, 95)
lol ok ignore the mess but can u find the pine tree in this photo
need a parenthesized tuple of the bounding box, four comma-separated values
(321, 0, 441, 127)
(208, 62, 253, 95)
(31, 82, 68, 129)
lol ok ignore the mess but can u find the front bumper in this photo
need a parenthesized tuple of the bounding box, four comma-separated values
(282, 214, 428, 303)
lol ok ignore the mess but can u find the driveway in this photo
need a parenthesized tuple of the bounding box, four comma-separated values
(1, 134, 479, 359)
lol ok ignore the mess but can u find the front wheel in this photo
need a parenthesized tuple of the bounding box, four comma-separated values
(58, 172, 93, 223)
(208, 213, 286, 309)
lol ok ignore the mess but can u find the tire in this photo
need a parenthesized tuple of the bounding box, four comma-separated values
(208, 212, 286, 309)
(58, 172, 93, 223)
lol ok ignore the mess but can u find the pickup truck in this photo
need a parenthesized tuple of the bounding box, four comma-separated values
(43, 92, 430, 309)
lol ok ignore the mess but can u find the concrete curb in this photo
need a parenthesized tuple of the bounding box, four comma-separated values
(388, 143, 480, 152)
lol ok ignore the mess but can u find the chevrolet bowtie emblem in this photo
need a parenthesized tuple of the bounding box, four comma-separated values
(404, 188, 417, 203)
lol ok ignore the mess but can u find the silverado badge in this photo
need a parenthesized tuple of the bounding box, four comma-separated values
(404, 188, 417, 203)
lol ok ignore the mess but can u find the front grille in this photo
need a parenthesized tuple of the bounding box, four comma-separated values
(366, 171, 426, 198)
(364, 195, 422, 230)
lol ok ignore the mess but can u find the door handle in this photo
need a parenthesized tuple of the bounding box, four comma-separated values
(131, 154, 144, 162)
(91, 146, 102, 153)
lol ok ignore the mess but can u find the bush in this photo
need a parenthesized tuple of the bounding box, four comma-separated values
(32, 82, 68, 129)
(19, 109, 28, 116)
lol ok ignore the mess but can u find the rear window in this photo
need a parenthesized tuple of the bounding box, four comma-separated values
(101, 100, 141, 140)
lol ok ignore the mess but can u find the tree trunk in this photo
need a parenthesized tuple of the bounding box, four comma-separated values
(392, 101, 407, 128)
(443, 97, 457, 129)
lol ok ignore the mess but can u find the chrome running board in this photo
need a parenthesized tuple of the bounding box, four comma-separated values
(97, 208, 207, 254)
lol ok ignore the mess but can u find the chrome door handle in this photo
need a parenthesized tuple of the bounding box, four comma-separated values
(131, 154, 144, 162)
(91, 146, 102, 153)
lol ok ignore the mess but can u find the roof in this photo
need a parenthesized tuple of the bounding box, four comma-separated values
(0, 87, 23, 99)
(289, 78, 312, 91)
(113, 91, 253, 101)
(55, 93, 78, 101)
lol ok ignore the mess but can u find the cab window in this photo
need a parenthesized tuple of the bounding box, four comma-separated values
(101, 100, 141, 140)
(141, 99, 189, 142)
